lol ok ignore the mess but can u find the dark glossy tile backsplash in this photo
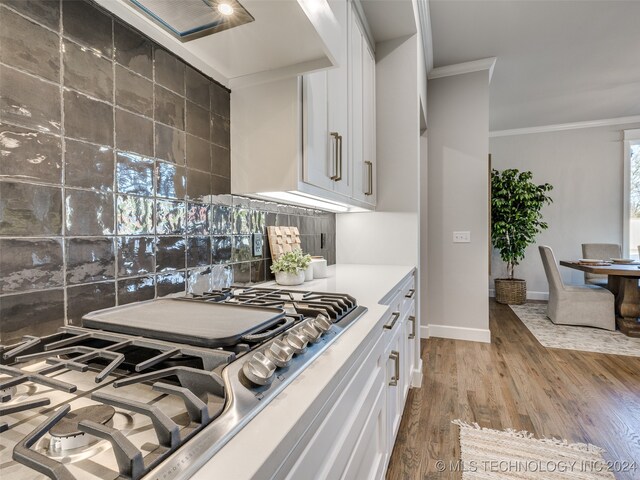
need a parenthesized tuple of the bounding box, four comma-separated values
(0, 0, 336, 345)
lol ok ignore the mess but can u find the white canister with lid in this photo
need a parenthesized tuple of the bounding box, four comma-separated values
(310, 257, 328, 278)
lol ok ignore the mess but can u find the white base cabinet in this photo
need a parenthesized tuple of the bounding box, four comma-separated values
(272, 271, 418, 480)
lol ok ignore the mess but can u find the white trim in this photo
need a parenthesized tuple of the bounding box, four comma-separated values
(623, 129, 640, 140)
(623, 129, 640, 258)
(417, 0, 434, 72)
(428, 57, 497, 82)
(411, 359, 423, 388)
(489, 289, 549, 301)
(427, 324, 491, 343)
(490, 115, 640, 138)
(420, 324, 429, 339)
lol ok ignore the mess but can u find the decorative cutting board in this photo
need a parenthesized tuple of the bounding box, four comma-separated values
(267, 226, 302, 261)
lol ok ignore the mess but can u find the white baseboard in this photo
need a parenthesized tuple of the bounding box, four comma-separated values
(411, 359, 423, 388)
(420, 325, 429, 339)
(489, 288, 549, 301)
(427, 324, 491, 343)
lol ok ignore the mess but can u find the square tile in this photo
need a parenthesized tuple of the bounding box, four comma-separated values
(186, 66, 210, 109)
(212, 235, 232, 263)
(186, 101, 210, 140)
(156, 199, 186, 235)
(65, 189, 114, 236)
(0, 64, 61, 133)
(0, 238, 63, 294)
(65, 139, 114, 192)
(211, 143, 230, 178)
(155, 123, 185, 165)
(232, 235, 251, 262)
(233, 208, 251, 234)
(116, 151, 154, 195)
(186, 134, 210, 171)
(64, 89, 113, 146)
(62, 0, 113, 58)
(63, 39, 113, 101)
(114, 21, 152, 78)
(116, 194, 154, 235)
(115, 109, 153, 156)
(187, 236, 211, 267)
(66, 237, 115, 284)
(155, 236, 186, 272)
(232, 262, 251, 284)
(0, 289, 64, 345)
(157, 270, 186, 296)
(187, 266, 212, 294)
(118, 275, 155, 305)
(156, 161, 186, 199)
(117, 236, 154, 276)
(2, 0, 61, 30)
(187, 202, 210, 236)
(0, 7, 60, 82)
(67, 281, 115, 325)
(0, 181, 62, 236)
(154, 48, 185, 95)
(211, 83, 230, 119)
(250, 260, 266, 283)
(155, 85, 185, 130)
(0, 123, 62, 184)
(115, 65, 153, 116)
(211, 114, 230, 149)
(211, 205, 232, 235)
(186, 168, 211, 200)
(211, 174, 231, 195)
(251, 210, 265, 234)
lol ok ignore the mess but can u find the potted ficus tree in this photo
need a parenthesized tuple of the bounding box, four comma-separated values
(270, 249, 312, 286)
(491, 168, 553, 304)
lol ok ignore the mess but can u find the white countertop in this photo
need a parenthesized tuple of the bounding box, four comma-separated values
(191, 264, 415, 480)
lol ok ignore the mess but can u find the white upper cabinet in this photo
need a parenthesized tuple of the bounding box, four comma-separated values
(231, 0, 376, 212)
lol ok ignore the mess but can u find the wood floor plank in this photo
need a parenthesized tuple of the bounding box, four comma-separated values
(386, 300, 640, 479)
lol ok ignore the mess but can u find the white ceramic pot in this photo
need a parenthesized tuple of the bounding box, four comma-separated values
(310, 257, 328, 278)
(275, 271, 305, 286)
(304, 264, 314, 282)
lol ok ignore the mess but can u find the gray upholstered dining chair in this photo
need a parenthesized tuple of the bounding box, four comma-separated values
(581, 243, 622, 287)
(539, 245, 615, 330)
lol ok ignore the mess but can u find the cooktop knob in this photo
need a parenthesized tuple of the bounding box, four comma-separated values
(264, 339, 294, 368)
(242, 352, 276, 386)
(312, 314, 332, 333)
(284, 330, 308, 354)
(300, 323, 322, 343)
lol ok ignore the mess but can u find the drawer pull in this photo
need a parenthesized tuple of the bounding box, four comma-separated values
(365, 160, 373, 195)
(389, 350, 400, 386)
(405, 289, 415, 299)
(408, 315, 416, 339)
(383, 312, 400, 330)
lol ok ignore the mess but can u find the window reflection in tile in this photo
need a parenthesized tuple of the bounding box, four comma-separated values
(116, 152, 154, 195)
(156, 199, 185, 235)
(233, 208, 251, 235)
(157, 270, 186, 296)
(212, 235, 232, 264)
(156, 161, 186, 199)
(251, 210, 265, 234)
(232, 235, 251, 262)
(187, 236, 210, 267)
(66, 237, 115, 285)
(0, 238, 63, 294)
(187, 266, 211, 294)
(211, 205, 232, 235)
(116, 194, 153, 235)
(66, 189, 114, 236)
(187, 202, 209, 235)
(117, 236, 155, 277)
(155, 236, 186, 272)
(118, 275, 155, 305)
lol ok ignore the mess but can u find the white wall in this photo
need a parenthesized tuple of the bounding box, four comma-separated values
(337, 34, 420, 266)
(489, 121, 640, 296)
(426, 70, 490, 342)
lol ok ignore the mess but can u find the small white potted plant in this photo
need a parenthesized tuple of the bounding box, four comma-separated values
(271, 250, 312, 286)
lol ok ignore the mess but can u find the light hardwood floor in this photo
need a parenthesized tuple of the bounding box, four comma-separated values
(386, 300, 640, 479)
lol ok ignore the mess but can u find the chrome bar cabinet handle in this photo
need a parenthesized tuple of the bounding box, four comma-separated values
(408, 315, 416, 339)
(330, 132, 340, 180)
(365, 161, 373, 195)
(389, 350, 400, 386)
(383, 312, 400, 330)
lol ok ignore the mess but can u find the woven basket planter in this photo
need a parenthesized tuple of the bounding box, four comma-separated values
(495, 278, 526, 305)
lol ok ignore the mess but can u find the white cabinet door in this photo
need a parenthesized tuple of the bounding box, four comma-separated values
(386, 314, 404, 445)
(350, 11, 365, 203)
(362, 43, 376, 205)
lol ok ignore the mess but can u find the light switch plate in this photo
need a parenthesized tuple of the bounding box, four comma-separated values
(453, 231, 471, 243)
(252, 233, 263, 256)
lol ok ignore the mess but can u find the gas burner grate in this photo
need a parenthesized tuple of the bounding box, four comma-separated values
(0, 398, 51, 433)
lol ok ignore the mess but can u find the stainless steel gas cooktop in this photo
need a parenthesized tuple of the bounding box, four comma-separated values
(0, 286, 367, 480)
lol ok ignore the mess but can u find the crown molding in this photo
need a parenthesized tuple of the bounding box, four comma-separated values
(428, 57, 496, 82)
(490, 115, 640, 137)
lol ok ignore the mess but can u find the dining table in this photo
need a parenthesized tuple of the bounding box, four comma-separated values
(560, 261, 640, 337)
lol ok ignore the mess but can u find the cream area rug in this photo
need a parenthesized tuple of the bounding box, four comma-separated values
(510, 303, 640, 357)
(453, 420, 616, 479)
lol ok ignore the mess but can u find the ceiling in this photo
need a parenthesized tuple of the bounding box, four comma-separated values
(429, 0, 640, 131)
